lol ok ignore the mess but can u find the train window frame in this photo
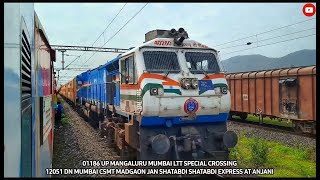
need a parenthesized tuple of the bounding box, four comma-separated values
(141, 48, 181, 73)
(120, 53, 137, 85)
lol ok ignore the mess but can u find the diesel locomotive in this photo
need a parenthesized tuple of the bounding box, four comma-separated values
(60, 28, 238, 160)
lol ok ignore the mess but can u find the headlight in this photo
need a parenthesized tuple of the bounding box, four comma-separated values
(214, 87, 228, 94)
(150, 87, 158, 95)
(221, 87, 228, 94)
(191, 79, 198, 89)
(181, 79, 191, 89)
(150, 88, 163, 96)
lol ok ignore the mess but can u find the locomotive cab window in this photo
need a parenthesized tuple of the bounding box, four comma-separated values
(143, 51, 180, 73)
(121, 55, 136, 84)
(185, 52, 220, 74)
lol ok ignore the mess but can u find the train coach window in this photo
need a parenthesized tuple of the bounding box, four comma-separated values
(143, 51, 180, 73)
(185, 52, 220, 74)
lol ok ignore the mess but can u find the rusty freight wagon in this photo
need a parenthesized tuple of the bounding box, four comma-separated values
(58, 84, 67, 98)
(67, 78, 77, 105)
(226, 66, 316, 134)
(59, 78, 77, 105)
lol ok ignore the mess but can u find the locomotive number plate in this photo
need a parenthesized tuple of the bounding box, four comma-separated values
(198, 80, 214, 91)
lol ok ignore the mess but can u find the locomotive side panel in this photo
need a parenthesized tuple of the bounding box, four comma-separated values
(93, 70, 99, 105)
(96, 66, 106, 115)
(76, 75, 81, 105)
(95, 70, 100, 106)
(77, 72, 89, 106)
(99, 67, 106, 110)
(88, 70, 95, 104)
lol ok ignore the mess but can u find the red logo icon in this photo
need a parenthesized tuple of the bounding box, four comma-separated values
(303, 3, 316, 17)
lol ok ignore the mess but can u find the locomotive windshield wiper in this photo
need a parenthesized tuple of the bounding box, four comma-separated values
(203, 71, 209, 77)
(164, 71, 170, 78)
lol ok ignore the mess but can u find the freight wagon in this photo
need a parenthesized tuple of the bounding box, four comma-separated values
(59, 28, 238, 161)
(226, 66, 316, 134)
(59, 78, 76, 104)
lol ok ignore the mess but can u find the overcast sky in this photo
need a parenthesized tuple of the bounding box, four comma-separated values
(34, 3, 316, 84)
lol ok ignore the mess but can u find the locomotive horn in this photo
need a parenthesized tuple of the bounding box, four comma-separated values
(174, 36, 185, 46)
(170, 28, 178, 35)
(178, 28, 185, 33)
(173, 27, 188, 46)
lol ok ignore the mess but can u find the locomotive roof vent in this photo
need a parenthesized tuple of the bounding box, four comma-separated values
(145, 28, 189, 45)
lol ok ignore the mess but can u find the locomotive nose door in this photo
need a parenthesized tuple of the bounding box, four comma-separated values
(120, 54, 138, 113)
(107, 73, 115, 105)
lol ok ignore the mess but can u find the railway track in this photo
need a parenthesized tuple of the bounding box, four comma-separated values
(61, 98, 268, 178)
(228, 118, 316, 139)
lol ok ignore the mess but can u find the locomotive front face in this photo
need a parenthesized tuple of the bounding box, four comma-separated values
(138, 47, 231, 124)
(119, 37, 237, 160)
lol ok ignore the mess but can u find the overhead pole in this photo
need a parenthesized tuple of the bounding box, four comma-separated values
(52, 45, 128, 71)
(56, 69, 60, 80)
(55, 68, 92, 71)
(60, 50, 66, 70)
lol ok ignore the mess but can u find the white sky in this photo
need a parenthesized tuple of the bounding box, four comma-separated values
(34, 3, 316, 85)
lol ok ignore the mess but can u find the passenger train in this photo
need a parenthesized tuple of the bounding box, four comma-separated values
(4, 3, 56, 177)
(60, 28, 238, 160)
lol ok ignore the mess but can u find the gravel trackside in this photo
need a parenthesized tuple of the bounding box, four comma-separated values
(227, 121, 316, 149)
(52, 97, 132, 178)
(52, 97, 314, 178)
